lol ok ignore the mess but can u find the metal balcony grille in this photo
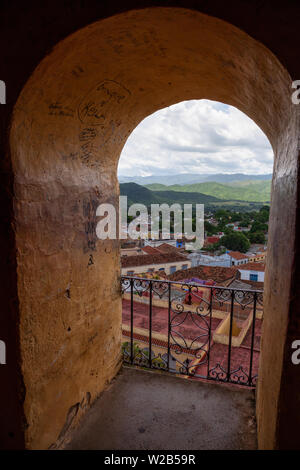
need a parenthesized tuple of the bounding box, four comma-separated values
(121, 276, 263, 387)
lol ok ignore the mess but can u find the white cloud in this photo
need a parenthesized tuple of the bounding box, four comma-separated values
(118, 99, 273, 177)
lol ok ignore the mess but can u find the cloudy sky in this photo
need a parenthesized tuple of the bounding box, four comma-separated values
(118, 100, 273, 177)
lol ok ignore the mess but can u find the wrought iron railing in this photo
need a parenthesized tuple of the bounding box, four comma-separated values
(121, 276, 263, 387)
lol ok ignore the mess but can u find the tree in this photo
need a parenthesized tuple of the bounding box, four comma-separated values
(205, 241, 221, 252)
(221, 232, 250, 253)
(215, 209, 230, 224)
(204, 220, 218, 235)
(248, 231, 265, 243)
(250, 221, 268, 233)
(230, 212, 241, 223)
(255, 206, 270, 223)
(223, 226, 234, 235)
(239, 220, 249, 228)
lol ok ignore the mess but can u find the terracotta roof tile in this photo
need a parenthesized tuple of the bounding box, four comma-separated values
(142, 246, 160, 255)
(203, 236, 220, 247)
(155, 243, 180, 254)
(238, 262, 265, 271)
(121, 252, 188, 268)
(241, 279, 264, 289)
(168, 265, 239, 284)
(228, 251, 249, 260)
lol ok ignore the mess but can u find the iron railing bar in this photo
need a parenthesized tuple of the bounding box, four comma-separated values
(249, 291, 257, 386)
(227, 290, 234, 382)
(121, 275, 262, 388)
(207, 287, 213, 379)
(130, 278, 134, 364)
(167, 282, 171, 372)
(149, 281, 153, 369)
(121, 275, 263, 294)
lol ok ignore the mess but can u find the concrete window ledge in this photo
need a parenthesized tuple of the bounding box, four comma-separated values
(64, 367, 257, 450)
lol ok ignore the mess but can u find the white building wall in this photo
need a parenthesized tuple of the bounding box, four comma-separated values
(188, 253, 231, 268)
(231, 258, 249, 266)
(239, 269, 265, 282)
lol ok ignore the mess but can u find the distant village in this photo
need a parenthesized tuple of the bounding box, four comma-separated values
(121, 206, 268, 291)
(121, 206, 267, 382)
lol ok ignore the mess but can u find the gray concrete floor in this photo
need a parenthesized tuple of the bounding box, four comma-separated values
(65, 367, 257, 450)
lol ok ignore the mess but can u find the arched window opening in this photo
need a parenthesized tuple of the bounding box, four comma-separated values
(119, 99, 272, 388)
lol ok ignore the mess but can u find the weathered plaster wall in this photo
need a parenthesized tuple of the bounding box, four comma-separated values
(258, 106, 300, 449)
(1, 3, 299, 450)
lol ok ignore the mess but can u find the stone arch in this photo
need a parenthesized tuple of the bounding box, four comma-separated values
(9, 7, 299, 449)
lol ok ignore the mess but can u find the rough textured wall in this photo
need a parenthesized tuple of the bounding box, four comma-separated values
(1, 3, 299, 450)
(257, 105, 300, 449)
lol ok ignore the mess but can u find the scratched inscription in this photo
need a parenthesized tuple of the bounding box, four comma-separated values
(82, 197, 99, 254)
(78, 80, 130, 126)
(48, 102, 75, 117)
(79, 128, 97, 142)
(77, 80, 130, 165)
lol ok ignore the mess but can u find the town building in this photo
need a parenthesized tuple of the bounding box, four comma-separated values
(247, 249, 267, 263)
(188, 252, 232, 268)
(168, 264, 239, 287)
(144, 239, 177, 248)
(238, 262, 265, 283)
(228, 251, 249, 266)
(121, 252, 192, 276)
(121, 247, 143, 257)
(203, 236, 220, 248)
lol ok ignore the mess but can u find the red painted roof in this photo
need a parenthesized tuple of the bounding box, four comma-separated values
(238, 262, 265, 272)
(204, 236, 220, 245)
(228, 251, 249, 260)
(156, 243, 180, 254)
(142, 245, 160, 255)
(121, 252, 188, 268)
(168, 265, 239, 284)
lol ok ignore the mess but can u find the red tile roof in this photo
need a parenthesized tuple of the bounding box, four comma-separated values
(241, 280, 264, 289)
(228, 279, 264, 291)
(238, 262, 265, 272)
(168, 265, 239, 285)
(141, 245, 160, 255)
(121, 252, 188, 268)
(155, 243, 180, 254)
(228, 251, 249, 260)
(204, 236, 220, 246)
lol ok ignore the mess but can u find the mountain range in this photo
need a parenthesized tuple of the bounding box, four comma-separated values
(145, 180, 271, 203)
(118, 173, 272, 186)
(119, 173, 271, 209)
(119, 182, 268, 211)
(119, 183, 220, 206)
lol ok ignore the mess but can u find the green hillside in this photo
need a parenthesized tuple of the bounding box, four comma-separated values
(145, 180, 271, 202)
(119, 183, 221, 207)
(119, 183, 267, 211)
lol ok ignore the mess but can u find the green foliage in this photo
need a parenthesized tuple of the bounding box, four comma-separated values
(145, 179, 271, 203)
(215, 209, 230, 221)
(120, 182, 222, 207)
(205, 241, 221, 252)
(223, 226, 234, 235)
(247, 231, 266, 243)
(230, 213, 241, 222)
(204, 220, 218, 235)
(250, 221, 268, 233)
(122, 341, 141, 356)
(221, 232, 250, 253)
(120, 183, 270, 216)
(239, 220, 249, 228)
